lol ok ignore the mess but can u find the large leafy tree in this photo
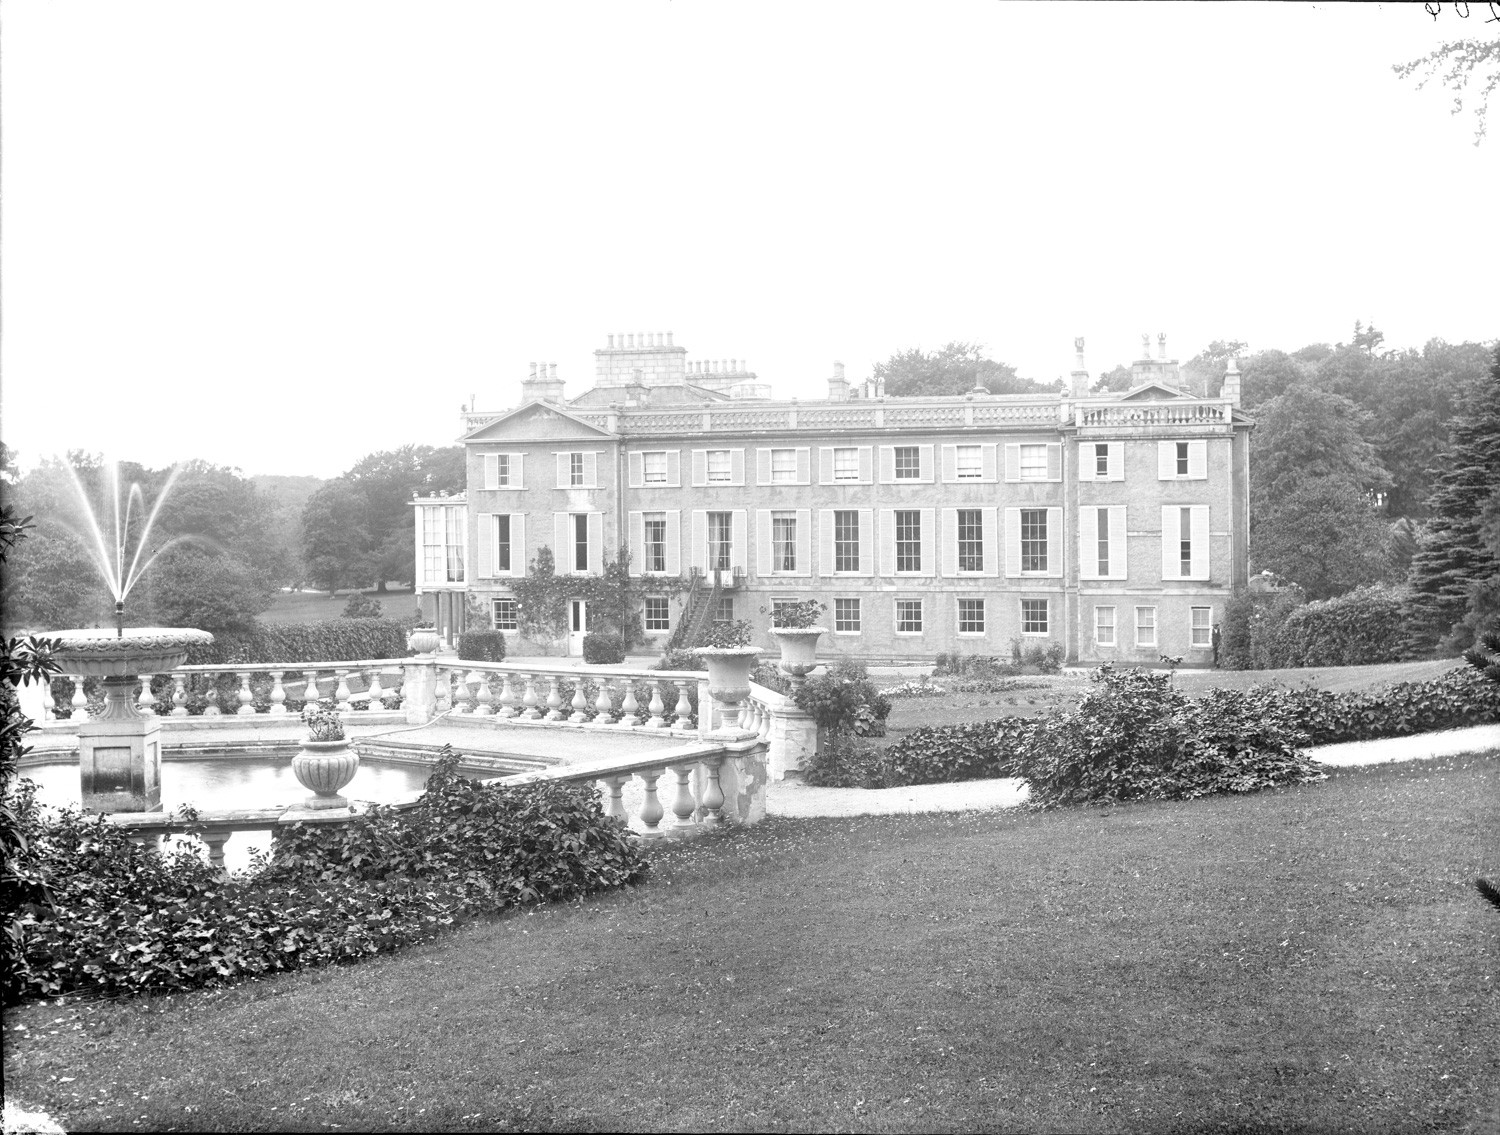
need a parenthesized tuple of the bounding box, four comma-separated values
(872, 342, 1060, 397)
(302, 445, 465, 593)
(1182, 339, 1248, 397)
(1249, 387, 1397, 599)
(1405, 344, 1500, 653)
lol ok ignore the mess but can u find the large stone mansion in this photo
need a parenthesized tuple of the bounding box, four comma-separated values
(413, 330, 1252, 665)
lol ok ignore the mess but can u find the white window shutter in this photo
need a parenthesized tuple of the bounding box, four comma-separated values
(756, 448, 772, 485)
(1190, 506, 1210, 579)
(1108, 442, 1124, 482)
(588, 513, 604, 574)
(514, 453, 525, 490)
(628, 512, 644, 578)
(820, 510, 835, 576)
(941, 508, 958, 577)
(555, 453, 568, 489)
(691, 511, 707, 572)
(1078, 506, 1097, 579)
(1108, 506, 1128, 579)
(1188, 440, 1208, 480)
(919, 507, 936, 575)
(879, 447, 896, 484)
(628, 451, 643, 489)
(879, 509, 896, 576)
(691, 450, 707, 487)
(584, 452, 598, 489)
(1157, 441, 1174, 480)
(483, 455, 499, 491)
(1161, 505, 1179, 580)
(667, 450, 681, 487)
(756, 510, 772, 576)
(1046, 507, 1063, 577)
(981, 444, 998, 483)
(731, 510, 748, 573)
(1004, 508, 1021, 577)
(795, 509, 811, 575)
(819, 448, 834, 484)
(858, 447, 873, 483)
(1004, 445, 1021, 483)
(982, 507, 998, 576)
(858, 509, 874, 577)
(796, 448, 811, 485)
(1046, 444, 1062, 482)
(731, 449, 745, 486)
(555, 513, 571, 572)
(941, 446, 957, 483)
(1077, 445, 1095, 483)
(665, 510, 681, 576)
(477, 514, 494, 577)
(920, 445, 935, 483)
(512, 514, 526, 577)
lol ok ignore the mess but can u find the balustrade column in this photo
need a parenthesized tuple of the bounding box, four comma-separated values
(668, 763, 697, 830)
(200, 829, 233, 870)
(433, 668, 453, 715)
(203, 682, 221, 716)
(700, 756, 727, 828)
(70, 677, 88, 720)
(600, 775, 629, 825)
(520, 674, 542, 720)
(452, 672, 474, 714)
(569, 681, 591, 724)
(671, 682, 692, 728)
(136, 674, 157, 716)
(268, 672, 288, 715)
(544, 677, 565, 721)
(645, 683, 666, 729)
(473, 673, 494, 715)
(365, 670, 385, 712)
(335, 670, 354, 713)
(496, 673, 519, 717)
(592, 679, 614, 724)
(235, 671, 255, 715)
(637, 768, 665, 834)
(41, 679, 55, 723)
(618, 683, 641, 727)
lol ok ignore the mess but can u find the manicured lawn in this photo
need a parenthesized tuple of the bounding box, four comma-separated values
(259, 585, 414, 625)
(5, 752, 1498, 1132)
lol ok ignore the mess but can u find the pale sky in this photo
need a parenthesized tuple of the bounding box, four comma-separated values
(3, 1, 1495, 479)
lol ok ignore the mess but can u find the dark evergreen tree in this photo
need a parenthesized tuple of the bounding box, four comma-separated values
(1405, 344, 1500, 654)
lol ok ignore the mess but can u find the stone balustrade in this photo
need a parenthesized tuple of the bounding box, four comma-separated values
(105, 736, 770, 869)
(1075, 400, 1232, 428)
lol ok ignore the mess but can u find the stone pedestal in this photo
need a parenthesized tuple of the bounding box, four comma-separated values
(77, 675, 162, 813)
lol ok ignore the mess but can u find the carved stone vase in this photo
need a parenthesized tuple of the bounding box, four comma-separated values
(291, 738, 360, 810)
(770, 626, 825, 690)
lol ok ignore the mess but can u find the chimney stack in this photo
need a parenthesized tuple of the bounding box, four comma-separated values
(521, 360, 566, 404)
(1069, 336, 1090, 398)
(828, 360, 849, 401)
(1158, 332, 1167, 361)
(1222, 356, 1242, 406)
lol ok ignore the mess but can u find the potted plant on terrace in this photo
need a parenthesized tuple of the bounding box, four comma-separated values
(291, 699, 360, 810)
(767, 599, 827, 690)
(694, 619, 761, 732)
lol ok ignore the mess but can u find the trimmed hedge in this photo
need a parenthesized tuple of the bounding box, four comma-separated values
(1222, 585, 1411, 670)
(855, 663, 1500, 803)
(582, 633, 624, 665)
(458, 629, 507, 663)
(183, 618, 414, 665)
(6, 749, 648, 1003)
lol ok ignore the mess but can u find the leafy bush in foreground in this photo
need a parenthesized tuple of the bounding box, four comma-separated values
(6, 749, 648, 1003)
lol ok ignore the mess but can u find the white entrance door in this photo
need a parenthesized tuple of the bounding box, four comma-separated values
(568, 599, 588, 656)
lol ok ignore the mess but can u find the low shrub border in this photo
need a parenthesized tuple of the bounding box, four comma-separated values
(5, 749, 647, 1004)
(859, 664, 1500, 802)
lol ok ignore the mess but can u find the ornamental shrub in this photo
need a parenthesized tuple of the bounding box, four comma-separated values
(865, 718, 1037, 789)
(794, 672, 892, 741)
(340, 592, 384, 619)
(458, 629, 507, 663)
(6, 749, 649, 1004)
(582, 632, 625, 665)
(700, 619, 753, 648)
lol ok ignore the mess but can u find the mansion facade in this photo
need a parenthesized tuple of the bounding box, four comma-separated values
(413, 331, 1252, 665)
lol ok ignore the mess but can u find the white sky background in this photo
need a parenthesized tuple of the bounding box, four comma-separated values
(2, 1, 1496, 479)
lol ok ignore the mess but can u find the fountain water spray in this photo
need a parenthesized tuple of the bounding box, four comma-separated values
(62, 461, 196, 635)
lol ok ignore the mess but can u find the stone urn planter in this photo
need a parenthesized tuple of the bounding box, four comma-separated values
(769, 626, 826, 690)
(407, 625, 441, 655)
(695, 646, 762, 735)
(291, 739, 360, 810)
